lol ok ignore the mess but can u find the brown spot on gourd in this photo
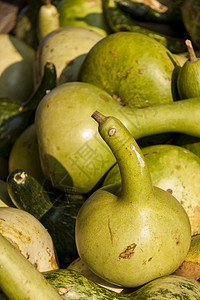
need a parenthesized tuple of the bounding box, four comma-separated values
(119, 243, 137, 259)
(123, 70, 130, 80)
(148, 257, 152, 262)
(125, 147, 132, 157)
(138, 69, 145, 74)
(176, 165, 181, 169)
(100, 95, 109, 102)
(166, 188, 173, 194)
(109, 50, 118, 57)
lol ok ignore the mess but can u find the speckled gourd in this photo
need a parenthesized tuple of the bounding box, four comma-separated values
(75, 111, 191, 287)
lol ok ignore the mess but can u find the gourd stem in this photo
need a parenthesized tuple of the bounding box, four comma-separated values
(186, 39, 198, 62)
(0, 233, 62, 300)
(94, 112, 154, 200)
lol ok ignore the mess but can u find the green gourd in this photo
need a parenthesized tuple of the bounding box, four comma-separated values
(0, 233, 62, 300)
(75, 111, 191, 288)
(57, 0, 110, 37)
(177, 39, 200, 99)
(37, 0, 60, 42)
(103, 144, 200, 236)
(79, 31, 180, 108)
(35, 81, 200, 195)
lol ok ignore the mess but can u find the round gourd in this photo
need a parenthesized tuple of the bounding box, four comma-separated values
(0, 207, 58, 272)
(34, 26, 103, 86)
(79, 31, 180, 108)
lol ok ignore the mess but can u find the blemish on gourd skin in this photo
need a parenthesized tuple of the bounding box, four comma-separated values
(119, 243, 137, 259)
(130, 144, 145, 175)
(108, 219, 113, 244)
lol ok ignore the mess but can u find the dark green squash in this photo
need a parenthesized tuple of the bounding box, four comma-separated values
(7, 169, 85, 266)
(43, 268, 200, 299)
(102, 0, 187, 53)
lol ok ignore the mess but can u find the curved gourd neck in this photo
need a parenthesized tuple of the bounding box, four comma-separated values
(92, 111, 154, 200)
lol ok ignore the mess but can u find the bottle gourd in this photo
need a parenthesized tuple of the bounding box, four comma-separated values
(75, 111, 191, 288)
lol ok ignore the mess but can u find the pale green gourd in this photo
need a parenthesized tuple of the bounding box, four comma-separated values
(75, 111, 191, 288)
(177, 39, 200, 99)
(37, 0, 60, 42)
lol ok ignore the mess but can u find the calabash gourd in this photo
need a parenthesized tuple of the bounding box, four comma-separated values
(35, 81, 200, 194)
(75, 111, 191, 287)
(103, 143, 200, 236)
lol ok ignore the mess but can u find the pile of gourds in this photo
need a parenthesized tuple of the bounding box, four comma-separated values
(1, 0, 200, 299)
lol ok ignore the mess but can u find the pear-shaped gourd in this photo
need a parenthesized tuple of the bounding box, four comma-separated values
(75, 111, 191, 288)
(177, 39, 200, 99)
(0, 207, 58, 272)
(103, 144, 200, 236)
(79, 31, 180, 108)
(34, 26, 103, 87)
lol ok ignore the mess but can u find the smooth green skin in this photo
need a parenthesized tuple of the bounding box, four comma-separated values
(8, 124, 46, 185)
(79, 31, 180, 108)
(75, 113, 191, 287)
(0, 34, 35, 102)
(184, 234, 200, 263)
(103, 144, 200, 236)
(35, 81, 200, 194)
(181, 0, 200, 49)
(34, 26, 103, 87)
(177, 59, 200, 99)
(0, 233, 62, 300)
(57, 0, 110, 37)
